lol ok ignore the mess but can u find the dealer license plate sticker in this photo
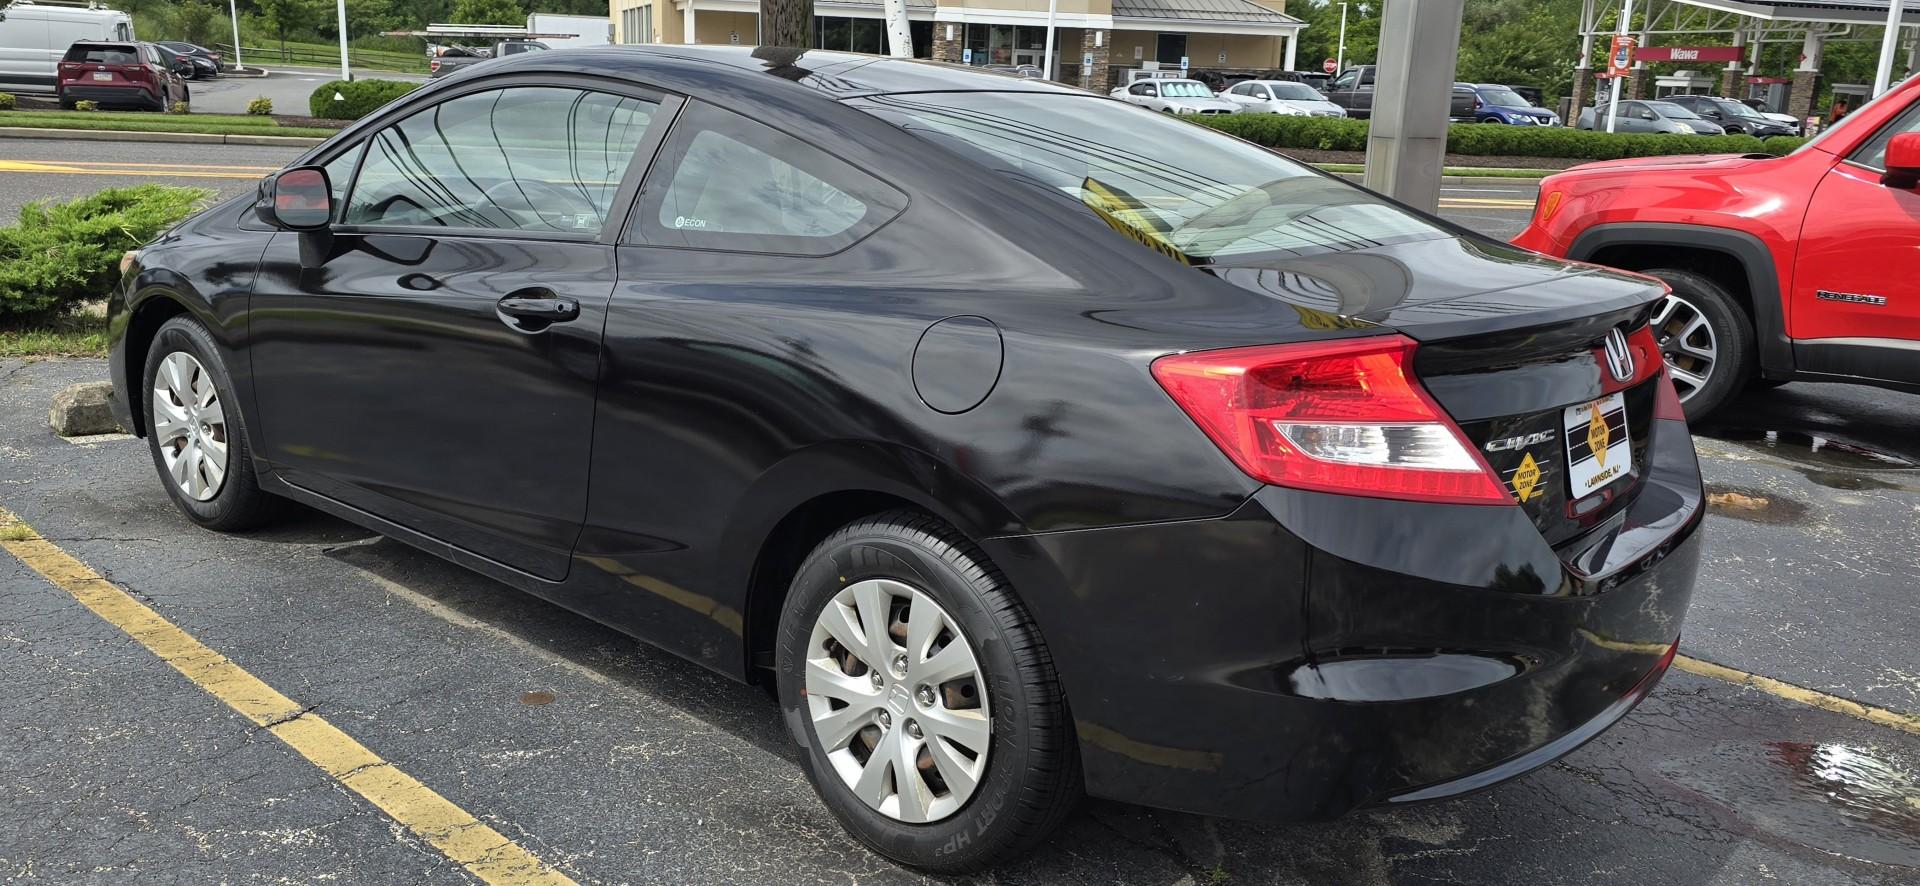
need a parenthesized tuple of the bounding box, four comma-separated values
(1563, 392, 1631, 498)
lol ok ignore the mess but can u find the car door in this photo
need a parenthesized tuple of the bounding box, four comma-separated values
(1325, 68, 1361, 113)
(1790, 101, 1920, 384)
(1616, 101, 1653, 133)
(1131, 81, 1161, 110)
(247, 77, 676, 580)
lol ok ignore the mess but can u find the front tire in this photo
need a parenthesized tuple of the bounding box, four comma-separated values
(143, 316, 283, 531)
(775, 512, 1080, 873)
(1641, 268, 1755, 423)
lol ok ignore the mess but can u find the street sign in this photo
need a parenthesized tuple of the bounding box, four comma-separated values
(1323, 57, 1337, 74)
(963, 48, 973, 64)
(1179, 55, 1189, 72)
(1082, 52, 1093, 77)
(1636, 45, 1742, 63)
(1607, 35, 1636, 78)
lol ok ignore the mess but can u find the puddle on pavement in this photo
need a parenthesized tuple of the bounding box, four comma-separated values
(1705, 484, 1810, 525)
(520, 690, 556, 706)
(1665, 741, 1920, 868)
(1703, 428, 1918, 471)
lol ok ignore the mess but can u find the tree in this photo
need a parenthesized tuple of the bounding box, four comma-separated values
(761, 0, 812, 48)
(256, 0, 323, 54)
(448, 0, 522, 26)
(174, 1, 221, 46)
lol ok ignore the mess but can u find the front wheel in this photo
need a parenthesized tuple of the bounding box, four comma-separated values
(775, 512, 1080, 873)
(143, 316, 285, 530)
(1641, 268, 1755, 423)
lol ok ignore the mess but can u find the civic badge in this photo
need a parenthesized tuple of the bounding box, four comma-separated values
(1588, 403, 1612, 467)
(1603, 327, 1635, 383)
(1510, 452, 1543, 503)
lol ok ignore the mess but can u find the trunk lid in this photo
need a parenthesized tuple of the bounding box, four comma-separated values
(1207, 236, 1668, 548)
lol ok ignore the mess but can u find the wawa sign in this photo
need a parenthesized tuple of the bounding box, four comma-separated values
(1636, 46, 1745, 63)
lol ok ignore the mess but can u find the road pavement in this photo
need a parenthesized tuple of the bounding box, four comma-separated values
(185, 64, 426, 117)
(2, 135, 1916, 885)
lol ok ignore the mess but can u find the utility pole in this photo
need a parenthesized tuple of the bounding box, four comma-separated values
(1041, 0, 1058, 78)
(1873, 0, 1904, 95)
(228, 0, 244, 72)
(884, 0, 912, 57)
(335, 0, 350, 81)
(1605, 0, 1636, 133)
(1336, 2, 1349, 72)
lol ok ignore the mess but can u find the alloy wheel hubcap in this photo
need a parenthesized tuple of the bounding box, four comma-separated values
(1649, 294, 1717, 403)
(806, 578, 991, 823)
(151, 351, 229, 502)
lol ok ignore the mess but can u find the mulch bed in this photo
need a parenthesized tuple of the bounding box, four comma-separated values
(1276, 147, 1583, 170)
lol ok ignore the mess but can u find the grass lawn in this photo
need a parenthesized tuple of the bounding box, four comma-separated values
(0, 316, 108, 359)
(240, 39, 428, 74)
(0, 110, 337, 139)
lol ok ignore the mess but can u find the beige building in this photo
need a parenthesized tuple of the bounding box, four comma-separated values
(609, 0, 1304, 92)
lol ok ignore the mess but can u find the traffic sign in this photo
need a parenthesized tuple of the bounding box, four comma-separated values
(1323, 57, 1337, 74)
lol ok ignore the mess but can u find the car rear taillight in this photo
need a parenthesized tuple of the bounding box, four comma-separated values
(1152, 335, 1515, 505)
(123, 65, 151, 82)
(1654, 366, 1687, 421)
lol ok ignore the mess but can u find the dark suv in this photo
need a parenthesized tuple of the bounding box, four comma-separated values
(1664, 94, 1796, 137)
(57, 41, 191, 111)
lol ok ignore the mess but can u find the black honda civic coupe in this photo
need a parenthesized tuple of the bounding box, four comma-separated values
(108, 45, 1703, 871)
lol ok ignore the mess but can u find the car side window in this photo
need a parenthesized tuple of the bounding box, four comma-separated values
(321, 142, 365, 221)
(1331, 71, 1355, 90)
(1852, 101, 1920, 170)
(344, 86, 659, 235)
(631, 101, 905, 256)
(1252, 86, 1270, 100)
(1637, 106, 1658, 121)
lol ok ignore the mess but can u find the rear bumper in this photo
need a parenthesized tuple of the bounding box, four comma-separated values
(983, 415, 1703, 821)
(58, 84, 160, 107)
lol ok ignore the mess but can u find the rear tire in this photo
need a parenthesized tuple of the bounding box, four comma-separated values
(142, 316, 285, 531)
(1641, 267, 1754, 423)
(775, 511, 1081, 873)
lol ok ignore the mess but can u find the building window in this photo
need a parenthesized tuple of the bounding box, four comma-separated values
(620, 6, 653, 44)
(1156, 33, 1186, 66)
(815, 17, 929, 57)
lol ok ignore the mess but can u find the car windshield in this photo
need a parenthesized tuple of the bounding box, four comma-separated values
(1158, 81, 1212, 98)
(857, 92, 1450, 263)
(1269, 82, 1322, 100)
(1479, 87, 1530, 108)
(1646, 101, 1700, 120)
(1711, 98, 1765, 119)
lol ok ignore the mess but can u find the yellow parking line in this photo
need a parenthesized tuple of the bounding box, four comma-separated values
(0, 508, 578, 886)
(51, 160, 279, 172)
(1673, 654, 1920, 736)
(0, 164, 263, 180)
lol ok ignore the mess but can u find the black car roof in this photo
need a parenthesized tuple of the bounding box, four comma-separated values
(477, 44, 1087, 102)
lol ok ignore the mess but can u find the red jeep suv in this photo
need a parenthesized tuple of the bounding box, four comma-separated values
(1516, 74, 1920, 420)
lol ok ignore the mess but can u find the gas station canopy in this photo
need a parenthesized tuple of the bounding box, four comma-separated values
(1671, 0, 1920, 25)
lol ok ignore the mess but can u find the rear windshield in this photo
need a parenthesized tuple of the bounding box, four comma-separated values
(65, 44, 140, 64)
(855, 92, 1450, 263)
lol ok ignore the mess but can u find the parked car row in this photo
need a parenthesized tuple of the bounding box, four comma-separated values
(1574, 95, 1797, 137)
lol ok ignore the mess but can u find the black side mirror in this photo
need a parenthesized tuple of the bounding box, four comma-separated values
(254, 167, 333, 231)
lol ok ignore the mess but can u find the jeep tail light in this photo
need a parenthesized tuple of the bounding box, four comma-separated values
(1152, 335, 1515, 505)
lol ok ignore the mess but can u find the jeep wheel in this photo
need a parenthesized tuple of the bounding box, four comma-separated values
(1642, 268, 1754, 423)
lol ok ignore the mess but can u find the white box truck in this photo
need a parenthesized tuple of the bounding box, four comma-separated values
(525, 13, 608, 51)
(0, 0, 134, 94)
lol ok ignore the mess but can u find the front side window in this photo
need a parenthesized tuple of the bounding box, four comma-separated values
(344, 86, 658, 235)
(1131, 82, 1157, 96)
(632, 102, 906, 255)
(859, 92, 1449, 264)
(1852, 101, 1920, 170)
(1647, 101, 1699, 120)
(1331, 70, 1356, 90)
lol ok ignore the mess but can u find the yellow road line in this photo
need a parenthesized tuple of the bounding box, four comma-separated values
(0, 508, 578, 886)
(0, 163, 263, 180)
(54, 160, 280, 172)
(1673, 654, 1920, 736)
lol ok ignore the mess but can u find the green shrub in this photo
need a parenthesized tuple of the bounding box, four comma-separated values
(0, 93, 14, 111)
(309, 79, 420, 120)
(74, 100, 98, 112)
(0, 186, 213, 322)
(247, 96, 274, 116)
(167, 101, 191, 115)
(1198, 115, 1807, 161)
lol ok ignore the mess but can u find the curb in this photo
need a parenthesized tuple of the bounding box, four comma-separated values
(1327, 170, 1549, 186)
(0, 126, 326, 147)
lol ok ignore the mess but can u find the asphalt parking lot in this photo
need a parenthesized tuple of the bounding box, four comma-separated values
(181, 65, 427, 117)
(4, 138, 1919, 885)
